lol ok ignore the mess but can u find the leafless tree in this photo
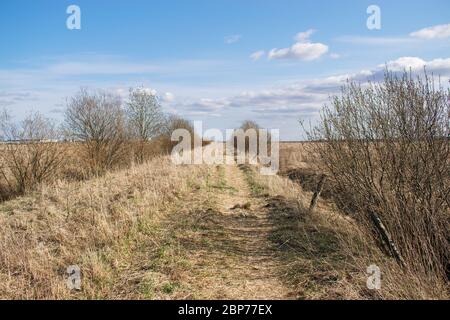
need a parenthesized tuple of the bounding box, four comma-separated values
(162, 115, 195, 136)
(64, 89, 126, 174)
(126, 87, 164, 162)
(240, 120, 260, 132)
(0, 110, 65, 197)
(306, 70, 449, 281)
(159, 115, 197, 152)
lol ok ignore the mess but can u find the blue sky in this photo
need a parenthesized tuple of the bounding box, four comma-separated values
(1, 0, 449, 140)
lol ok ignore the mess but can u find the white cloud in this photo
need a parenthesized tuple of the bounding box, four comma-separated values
(370, 57, 450, 79)
(410, 23, 450, 39)
(324, 56, 450, 84)
(224, 34, 242, 44)
(250, 50, 265, 61)
(269, 42, 328, 61)
(2, 52, 449, 140)
(267, 30, 329, 61)
(294, 29, 316, 42)
(383, 57, 427, 71)
(178, 56, 450, 118)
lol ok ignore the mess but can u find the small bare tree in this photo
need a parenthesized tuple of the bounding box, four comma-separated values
(126, 87, 164, 162)
(0, 110, 65, 197)
(64, 89, 126, 174)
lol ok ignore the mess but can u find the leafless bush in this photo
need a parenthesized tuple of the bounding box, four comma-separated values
(64, 89, 127, 174)
(126, 87, 165, 163)
(0, 110, 65, 198)
(307, 71, 449, 283)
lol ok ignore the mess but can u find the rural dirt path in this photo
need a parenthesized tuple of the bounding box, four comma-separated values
(182, 162, 294, 299)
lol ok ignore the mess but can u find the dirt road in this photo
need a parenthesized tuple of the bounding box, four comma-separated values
(174, 163, 294, 299)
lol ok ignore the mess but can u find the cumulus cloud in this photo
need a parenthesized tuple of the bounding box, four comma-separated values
(410, 23, 450, 39)
(250, 50, 265, 61)
(269, 42, 329, 61)
(375, 57, 450, 79)
(384, 57, 427, 71)
(267, 30, 329, 61)
(224, 34, 242, 44)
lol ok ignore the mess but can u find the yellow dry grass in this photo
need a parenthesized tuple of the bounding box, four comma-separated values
(0, 147, 446, 300)
(0, 156, 212, 299)
(279, 142, 313, 173)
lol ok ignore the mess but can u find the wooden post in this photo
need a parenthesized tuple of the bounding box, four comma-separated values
(309, 175, 326, 212)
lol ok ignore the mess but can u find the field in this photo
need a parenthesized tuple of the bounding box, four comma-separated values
(279, 142, 312, 172)
(0, 142, 446, 299)
(2, 0, 450, 305)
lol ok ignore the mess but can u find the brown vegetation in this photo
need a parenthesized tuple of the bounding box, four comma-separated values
(64, 89, 128, 175)
(0, 88, 196, 201)
(0, 112, 66, 199)
(0, 156, 211, 299)
(303, 71, 449, 295)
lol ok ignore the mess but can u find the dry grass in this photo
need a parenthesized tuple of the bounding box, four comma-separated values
(0, 155, 212, 299)
(279, 142, 312, 173)
(0, 136, 446, 299)
(0, 139, 173, 197)
(259, 148, 449, 299)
